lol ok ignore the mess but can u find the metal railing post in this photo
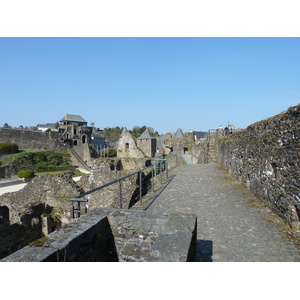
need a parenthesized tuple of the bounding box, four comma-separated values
(160, 160, 162, 184)
(152, 167, 154, 193)
(139, 171, 142, 204)
(71, 203, 74, 219)
(166, 159, 168, 179)
(119, 180, 122, 209)
(77, 201, 81, 218)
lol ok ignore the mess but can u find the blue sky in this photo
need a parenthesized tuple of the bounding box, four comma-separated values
(0, 37, 299, 134)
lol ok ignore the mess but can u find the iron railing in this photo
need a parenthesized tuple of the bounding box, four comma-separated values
(70, 154, 178, 218)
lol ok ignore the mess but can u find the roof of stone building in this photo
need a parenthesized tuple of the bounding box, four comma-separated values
(37, 123, 56, 128)
(173, 128, 185, 138)
(91, 133, 104, 138)
(60, 114, 87, 123)
(137, 128, 156, 139)
(195, 131, 207, 139)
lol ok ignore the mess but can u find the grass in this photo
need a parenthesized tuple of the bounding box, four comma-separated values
(1, 149, 88, 178)
(0, 149, 52, 166)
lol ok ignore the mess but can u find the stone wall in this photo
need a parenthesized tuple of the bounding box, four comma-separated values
(77, 159, 153, 210)
(191, 141, 209, 164)
(116, 129, 146, 159)
(1, 208, 197, 262)
(0, 128, 63, 150)
(216, 104, 300, 228)
(0, 173, 85, 258)
(0, 173, 84, 225)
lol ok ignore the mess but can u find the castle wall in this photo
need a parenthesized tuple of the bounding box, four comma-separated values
(0, 128, 63, 150)
(216, 104, 300, 228)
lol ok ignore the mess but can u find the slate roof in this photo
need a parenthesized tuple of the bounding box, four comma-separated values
(37, 123, 56, 128)
(137, 128, 156, 139)
(173, 128, 185, 138)
(194, 131, 207, 139)
(60, 114, 87, 123)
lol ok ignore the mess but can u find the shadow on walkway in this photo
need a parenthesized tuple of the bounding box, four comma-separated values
(197, 240, 213, 262)
(141, 174, 176, 210)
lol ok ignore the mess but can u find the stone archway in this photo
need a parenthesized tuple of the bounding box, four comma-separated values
(82, 135, 86, 144)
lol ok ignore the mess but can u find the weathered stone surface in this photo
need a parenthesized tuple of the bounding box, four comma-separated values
(77, 159, 155, 210)
(0, 173, 83, 225)
(0, 128, 63, 151)
(1, 208, 197, 262)
(216, 104, 300, 228)
(0, 173, 84, 258)
(116, 128, 145, 159)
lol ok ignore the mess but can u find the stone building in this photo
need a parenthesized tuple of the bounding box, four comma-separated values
(59, 114, 93, 170)
(59, 114, 93, 147)
(137, 128, 157, 158)
(91, 133, 106, 151)
(116, 127, 145, 159)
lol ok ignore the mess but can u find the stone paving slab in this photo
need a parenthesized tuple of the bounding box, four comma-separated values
(146, 163, 300, 262)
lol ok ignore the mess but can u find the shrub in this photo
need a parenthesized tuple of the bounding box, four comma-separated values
(17, 170, 35, 178)
(0, 143, 19, 155)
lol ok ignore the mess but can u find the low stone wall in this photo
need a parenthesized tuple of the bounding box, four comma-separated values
(1, 208, 197, 262)
(216, 104, 300, 228)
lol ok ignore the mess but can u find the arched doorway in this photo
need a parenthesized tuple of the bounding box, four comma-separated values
(82, 135, 86, 144)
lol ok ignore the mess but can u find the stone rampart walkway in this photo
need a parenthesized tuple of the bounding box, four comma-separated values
(146, 163, 300, 262)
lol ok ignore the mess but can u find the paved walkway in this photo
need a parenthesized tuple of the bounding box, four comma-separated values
(0, 180, 27, 196)
(146, 163, 300, 262)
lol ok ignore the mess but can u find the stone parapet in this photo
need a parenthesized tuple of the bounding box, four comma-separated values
(1, 208, 197, 262)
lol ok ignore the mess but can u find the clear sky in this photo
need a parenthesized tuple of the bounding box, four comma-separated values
(0, 37, 299, 134)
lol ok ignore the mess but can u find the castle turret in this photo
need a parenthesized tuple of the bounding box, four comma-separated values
(137, 128, 157, 158)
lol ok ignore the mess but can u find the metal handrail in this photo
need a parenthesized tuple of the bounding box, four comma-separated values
(70, 154, 178, 218)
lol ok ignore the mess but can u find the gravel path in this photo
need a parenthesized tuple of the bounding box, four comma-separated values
(146, 163, 300, 262)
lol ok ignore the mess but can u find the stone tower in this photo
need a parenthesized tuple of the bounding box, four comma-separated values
(137, 128, 157, 158)
(59, 114, 93, 147)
